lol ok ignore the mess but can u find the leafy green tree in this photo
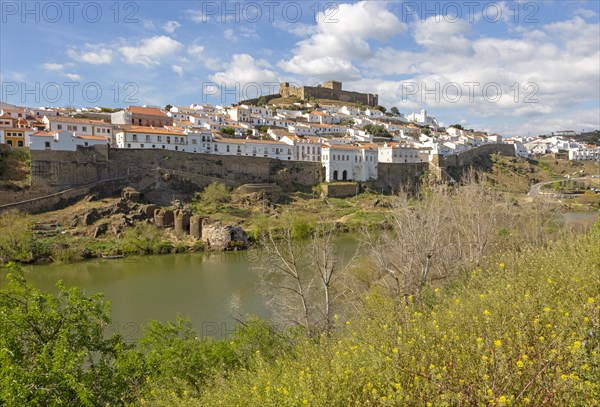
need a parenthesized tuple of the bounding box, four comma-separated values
(220, 127, 235, 136)
(451, 124, 464, 130)
(375, 105, 386, 113)
(363, 124, 391, 138)
(0, 263, 132, 406)
(258, 125, 269, 133)
(257, 96, 267, 107)
(390, 106, 400, 116)
(165, 104, 173, 112)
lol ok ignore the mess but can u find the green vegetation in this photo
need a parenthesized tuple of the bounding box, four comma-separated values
(220, 127, 235, 136)
(198, 182, 232, 206)
(390, 106, 400, 116)
(0, 148, 31, 188)
(466, 154, 600, 194)
(363, 124, 391, 138)
(2, 213, 598, 405)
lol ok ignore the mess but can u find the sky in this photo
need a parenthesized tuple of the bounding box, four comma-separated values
(1, 0, 599, 136)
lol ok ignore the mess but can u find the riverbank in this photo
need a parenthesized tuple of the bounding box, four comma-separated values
(0, 187, 397, 265)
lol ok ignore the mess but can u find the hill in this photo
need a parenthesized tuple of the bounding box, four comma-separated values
(459, 153, 600, 193)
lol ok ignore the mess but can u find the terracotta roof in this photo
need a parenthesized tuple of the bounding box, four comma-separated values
(76, 135, 106, 140)
(31, 130, 59, 137)
(117, 125, 186, 136)
(126, 106, 168, 117)
(46, 116, 109, 125)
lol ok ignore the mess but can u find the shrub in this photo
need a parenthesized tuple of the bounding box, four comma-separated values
(200, 182, 231, 206)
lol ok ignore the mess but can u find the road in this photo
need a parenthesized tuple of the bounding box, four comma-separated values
(528, 175, 600, 198)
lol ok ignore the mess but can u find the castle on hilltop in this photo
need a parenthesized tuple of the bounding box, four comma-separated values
(278, 81, 378, 107)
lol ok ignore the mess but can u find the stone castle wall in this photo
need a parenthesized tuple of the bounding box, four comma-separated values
(278, 82, 378, 107)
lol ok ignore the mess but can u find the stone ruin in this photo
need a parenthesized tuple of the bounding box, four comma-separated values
(202, 223, 248, 251)
(147, 201, 248, 251)
(153, 208, 174, 228)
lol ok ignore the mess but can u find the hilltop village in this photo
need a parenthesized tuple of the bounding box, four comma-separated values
(1, 81, 598, 185)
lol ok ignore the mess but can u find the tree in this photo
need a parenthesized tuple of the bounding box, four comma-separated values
(451, 124, 464, 130)
(375, 105, 386, 113)
(252, 222, 355, 336)
(257, 96, 267, 107)
(363, 124, 391, 138)
(390, 106, 400, 116)
(258, 125, 269, 133)
(0, 263, 132, 405)
(165, 104, 173, 112)
(220, 127, 235, 136)
(363, 188, 460, 306)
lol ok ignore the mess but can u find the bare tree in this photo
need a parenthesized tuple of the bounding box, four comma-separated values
(252, 222, 355, 336)
(364, 187, 460, 305)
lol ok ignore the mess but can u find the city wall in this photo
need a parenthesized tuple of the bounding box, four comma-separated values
(0, 144, 514, 213)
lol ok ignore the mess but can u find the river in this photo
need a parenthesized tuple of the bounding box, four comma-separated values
(3, 212, 597, 341)
(4, 235, 360, 341)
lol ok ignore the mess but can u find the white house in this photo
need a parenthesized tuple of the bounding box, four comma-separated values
(114, 125, 193, 152)
(338, 106, 361, 117)
(27, 130, 107, 151)
(227, 107, 251, 124)
(378, 142, 428, 163)
(43, 116, 114, 139)
(406, 109, 439, 128)
(364, 108, 384, 118)
(569, 146, 600, 162)
(280, 135, 322, 162)
(212, 136, 293, 160)
(322, 143, 378, 182)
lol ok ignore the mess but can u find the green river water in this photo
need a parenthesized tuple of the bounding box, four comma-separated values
(2, 212, 597, 340)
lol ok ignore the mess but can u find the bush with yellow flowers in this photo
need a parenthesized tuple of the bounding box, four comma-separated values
(198, 224, 599, 406)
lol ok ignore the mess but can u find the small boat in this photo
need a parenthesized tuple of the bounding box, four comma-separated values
(101, 254, 124, 259)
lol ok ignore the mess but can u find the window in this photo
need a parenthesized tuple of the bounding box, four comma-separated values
(158, 136, 162, 142)
(57, 124, 62, 130)
(152, 145, 156, 148)
(17, 140, 23, 147)
(146, 135, 151, 142)
(107, 129, 111, 134)
(141, 144, 144, 148)
(84, 142, 89, 147)
(192, 139, 197, 144)
(226, 146, 230, 152)
(82, 127, 87, 132)
(127, 143, 131, 148)
(132, 134, 137, 141)
(45, 141, 50, 148)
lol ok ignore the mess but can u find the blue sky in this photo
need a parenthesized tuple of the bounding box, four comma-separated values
(1, 0, 599, 136)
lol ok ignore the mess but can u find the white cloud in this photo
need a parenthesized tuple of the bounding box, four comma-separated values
(279, 1, 406, 79)
(187, 44, 205, 58)
(163, 20, 181, 33)
(43, 63, 63, 71)
(573, 8, 598, 19)
(67, 47, 113, 64)
(210, 54, 279, 91)
(119, 36, 183, 67)
(224, 28, 238, 43)
(413, 16, 473, 55)
(273, 21, 318, 37)
(143, 20, 155, 30)
(172, 65, 184, 76)
(65, 73, 82, 81)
